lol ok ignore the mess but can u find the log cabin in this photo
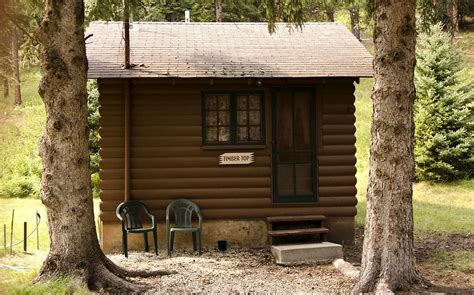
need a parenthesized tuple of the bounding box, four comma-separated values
(86, 21, 373, 252)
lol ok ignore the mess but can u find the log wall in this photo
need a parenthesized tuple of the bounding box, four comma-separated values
(98, 78, 358, 223)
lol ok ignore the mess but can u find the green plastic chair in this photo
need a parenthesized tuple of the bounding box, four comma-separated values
(166, 199, 202, 256)
(116, 201, 158, 258)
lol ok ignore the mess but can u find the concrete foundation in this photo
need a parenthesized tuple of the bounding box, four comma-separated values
(271, 242, 343, 265)
(326, 217, 355, 245)
(100, 217, 354, 253)
(100, 219, 268, 253)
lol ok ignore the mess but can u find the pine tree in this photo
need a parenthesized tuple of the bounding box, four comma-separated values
(414, 23, 473, 182)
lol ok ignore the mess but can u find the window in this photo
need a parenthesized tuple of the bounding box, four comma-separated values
(203, 93, 264, 145)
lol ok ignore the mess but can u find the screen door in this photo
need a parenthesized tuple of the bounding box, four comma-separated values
(272, 89, 316, 203)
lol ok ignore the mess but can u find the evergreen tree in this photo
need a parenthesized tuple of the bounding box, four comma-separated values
(340, 0, 370, 39)
(417, 0, 474, 35)
(220, 0, 266, 22)
(414, 23, 473, 182)
(86, 0, 266, 23)
(418, 0, 451, 33)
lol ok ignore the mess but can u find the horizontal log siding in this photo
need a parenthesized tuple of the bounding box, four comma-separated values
(98, 81, 125, 211)
(98, 79, 357, 222)
(316, 83, 357, 211)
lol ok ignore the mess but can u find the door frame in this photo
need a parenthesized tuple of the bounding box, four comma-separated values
(271, 87, 317, 204)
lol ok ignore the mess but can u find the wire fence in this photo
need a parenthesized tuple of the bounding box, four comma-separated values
(0, 209, 41, 253)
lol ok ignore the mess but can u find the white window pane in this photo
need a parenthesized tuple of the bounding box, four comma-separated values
(218, 96, 230, 110)
(237, 111, 248, 125)
(249, 96, 260, 109)
(206, 111, 217, 126)
(218, 111, 229, 126)
(218, 127, 230, 142)
(206, 96, 217, 110)
(206, 127, 217, 142)
(237, 127, 248, 141)
(249, 126, 261, 141)
(249, 111, 260, 125)
(237, 96, 248, 110)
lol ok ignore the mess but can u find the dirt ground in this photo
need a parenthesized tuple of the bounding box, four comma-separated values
(110, 249, 354, 293)
(109, 228, 473, 293)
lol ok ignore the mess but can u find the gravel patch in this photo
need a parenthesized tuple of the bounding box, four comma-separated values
(109, 248, 354, 294)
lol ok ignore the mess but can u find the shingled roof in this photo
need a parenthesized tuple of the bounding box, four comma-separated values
(86, 21, 373, 79)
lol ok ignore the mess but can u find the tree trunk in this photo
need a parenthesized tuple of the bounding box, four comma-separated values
(165, 0, 178, 22)
(2, 77, 8, 99)
(1, 0, 11, 100)
(215, 0, 222, 22)
(349, 6, 360, 40)
(11, 27, 21, 106)
(452, 0, 459, 33)
(447, 0, 459, 39)
(36, 0, 171, 291)
(325, 8, 334, 22)
(353, 1, 422, 293)
(123, 0, 130, 69)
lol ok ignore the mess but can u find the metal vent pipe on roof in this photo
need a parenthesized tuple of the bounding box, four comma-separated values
(185, 10, 190, 23)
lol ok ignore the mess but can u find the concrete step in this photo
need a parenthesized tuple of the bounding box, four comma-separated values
(271, 242, 343, 265)
(266, 215, 327, 223)
(267, 227, 329, 237)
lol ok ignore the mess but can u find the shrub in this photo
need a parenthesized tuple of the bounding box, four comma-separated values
(0, 69, 44, 198)
(91, 172, 100, 199)
(88, 80, 101, 198)
(88, 79, 100, 175)
(414, 24, 473, 182)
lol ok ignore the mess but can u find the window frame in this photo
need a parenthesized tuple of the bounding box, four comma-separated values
(201, 91, 265, 146)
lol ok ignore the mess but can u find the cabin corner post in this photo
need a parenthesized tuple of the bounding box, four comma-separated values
(124, 79, 131, 201)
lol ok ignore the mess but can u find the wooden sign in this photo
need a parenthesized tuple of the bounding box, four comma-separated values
(219, 152, 255, 165)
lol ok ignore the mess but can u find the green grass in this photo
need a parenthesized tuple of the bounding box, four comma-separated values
(1, 265, 89, 295)
(427, 250, 474, 274)
(355, 178, 474, 234)
(455, 30, 474, 68)
(0, 198, 99, 293)
(0, 198, 100, 253)
(0, 199, 49, 253)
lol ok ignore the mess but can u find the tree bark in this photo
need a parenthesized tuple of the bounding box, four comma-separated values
(0, 0, 11, 100)
(2, 77, 8, 99)
(12, 26, 21, 106)
(353, 1, 422, 293)
(325, 8, 334, 22)
(36, 0, 172, 291)
(349, 6, 360, 40)
(215, 0, 222, 22)
(452, 0, 459, 33)
(447, 0, 459, 39)
(123, 0, 130, 69)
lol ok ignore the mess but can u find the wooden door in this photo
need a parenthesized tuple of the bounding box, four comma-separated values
(272, 88, 316, 203)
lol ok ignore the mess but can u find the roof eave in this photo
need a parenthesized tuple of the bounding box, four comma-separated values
(87, 73, 374, 79)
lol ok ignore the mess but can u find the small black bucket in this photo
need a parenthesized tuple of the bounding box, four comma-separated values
(217, 240, 228, 251)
